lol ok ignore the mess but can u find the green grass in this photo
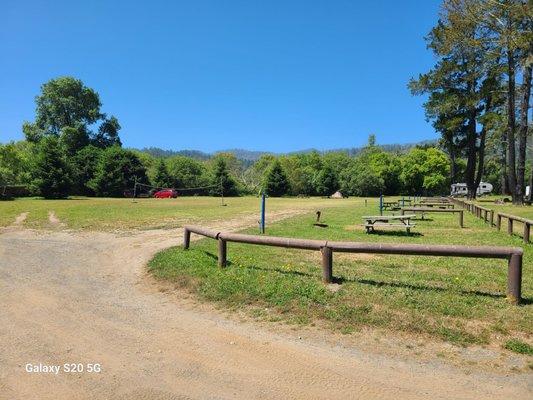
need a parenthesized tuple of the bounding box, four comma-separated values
(0, 196, 351, 231)
(149, 200, 533, 347)
(504, 339, 533, 355)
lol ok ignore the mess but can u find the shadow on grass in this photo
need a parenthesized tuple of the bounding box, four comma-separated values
(198, 250, 533, 305)
(366, 231, 423, 237)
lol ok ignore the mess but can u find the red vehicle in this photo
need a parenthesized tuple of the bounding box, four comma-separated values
(153, 189, 178, 198)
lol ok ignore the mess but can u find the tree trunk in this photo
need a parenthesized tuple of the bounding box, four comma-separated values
(465, 112, 478, 200)
(449, 144, 457, 184)
(475, 126, 487, 189)
(507, 48, 518, 203)
(517, 63, 532, 203)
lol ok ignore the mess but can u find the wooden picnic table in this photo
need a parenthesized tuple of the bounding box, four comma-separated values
(362, 214, 417, 234)
(382, 201, 401, 211)
(413, 202, 454, 209)
(401, 207, 464, 227)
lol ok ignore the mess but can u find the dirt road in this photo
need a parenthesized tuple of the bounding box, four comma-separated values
(0, 217, 531, 399)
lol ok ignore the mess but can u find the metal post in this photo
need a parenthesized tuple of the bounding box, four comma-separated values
(379, 194, 383, 216)
(132, 177, 137, 201)
(220, 179, 226, 206)
(321, 246, 333, 283)
(459, 210, 464, 228)
(218, 238, 227, 268)
(507, 253, 522, 304)
(508, 218, 513, 236)
(260, 193, 266, 234)
(523, 223, 530, 243)
(183, 228, 191, 249)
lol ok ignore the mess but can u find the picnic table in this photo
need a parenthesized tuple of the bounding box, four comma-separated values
(413, 202, 454, 209)
(401, 207, 464, 227)
(362, 214, 417, 234)
(382, 201, 401, 211)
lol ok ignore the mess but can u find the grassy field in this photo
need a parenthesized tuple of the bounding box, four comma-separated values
(0, 196, 345, 231)
(149, 198, 533, 350)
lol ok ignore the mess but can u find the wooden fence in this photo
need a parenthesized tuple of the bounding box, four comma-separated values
(183, 225, 524, 304)
(450, 198, 532, 244)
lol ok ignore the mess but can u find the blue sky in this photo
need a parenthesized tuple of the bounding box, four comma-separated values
(0, 0, 441, 152)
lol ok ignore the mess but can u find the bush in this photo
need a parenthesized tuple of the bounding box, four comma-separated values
(32, 136, 72, 199)
(89, 146, 148, 197)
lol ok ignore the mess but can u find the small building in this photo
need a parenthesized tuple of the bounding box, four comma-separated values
(330, 191, 344, 199)
(451, 182, 493, 197)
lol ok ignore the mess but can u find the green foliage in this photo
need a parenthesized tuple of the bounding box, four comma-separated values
(340, 162, 384, 196)
(70, 145, 102, 195)
(313, 163, 338, 196)
(210, 157, 238, 196)
(503, 339, 533, 355)
(32, 136, 72, 199)
(167, 156, 206, 188)
(264, 160, 289, 197)
(60, 126, 89, 156)
(22, 76, 122, 150)
(89, 146, 147, 197)
(151, 159, 173, 188)
(0, 141, 33, 186)
(400, 147, 450, 195)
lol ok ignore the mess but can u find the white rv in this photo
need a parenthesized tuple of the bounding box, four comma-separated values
(451, 182, 493, 197)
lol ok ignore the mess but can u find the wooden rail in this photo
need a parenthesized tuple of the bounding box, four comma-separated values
(497, 212, 533, 243)
(400, 208, 464, 227)
(450, 198, 532, 244)
(183, 225, 524, 304)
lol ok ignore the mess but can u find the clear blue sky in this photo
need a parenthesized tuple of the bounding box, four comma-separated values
(0, 0, 441, 152)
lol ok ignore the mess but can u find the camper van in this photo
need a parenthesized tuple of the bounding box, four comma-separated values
(451, 182, 493, 197)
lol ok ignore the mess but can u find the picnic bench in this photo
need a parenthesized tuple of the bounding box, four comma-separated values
(362, 214, 417, 234)
(401, 207, 464, 227)
(382, 201, 401, 211)
(412, 202, 454, 209)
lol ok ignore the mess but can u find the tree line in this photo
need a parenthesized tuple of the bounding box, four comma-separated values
(410, 0, 531, 203)
(0, 77, 454, 198)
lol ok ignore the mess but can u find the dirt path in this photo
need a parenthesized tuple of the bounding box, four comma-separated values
(0, 216, 531, 399)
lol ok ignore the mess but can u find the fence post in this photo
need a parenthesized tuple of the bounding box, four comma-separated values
(218, 238, 227, 268)
(459, 210, 464, 228)
(508, 218, 514, 236)
(183, 227, 191, 249)
(490, 210, 494, 226)
(507, 253, 522, 304)
(497, 214, 502, 230)
(523, 223, 530, 244)
(484, 210, 488, 223)
(321, 246, 333, 283)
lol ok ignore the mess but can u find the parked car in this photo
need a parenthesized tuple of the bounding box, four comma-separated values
(153, 189, 178, 198)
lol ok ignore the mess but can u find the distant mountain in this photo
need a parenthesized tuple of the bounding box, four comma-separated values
(137, 139, 439, 162)
(139, 147, 211, 160)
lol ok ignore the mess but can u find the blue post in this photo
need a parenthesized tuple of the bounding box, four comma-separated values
(260, 193, 266, 234)
(379, 194, 383, 216)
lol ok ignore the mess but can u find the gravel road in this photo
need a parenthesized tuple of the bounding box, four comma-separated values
(0, 217, 531, 399)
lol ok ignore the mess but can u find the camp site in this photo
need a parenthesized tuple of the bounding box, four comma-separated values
(1, 1, 531, 399)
